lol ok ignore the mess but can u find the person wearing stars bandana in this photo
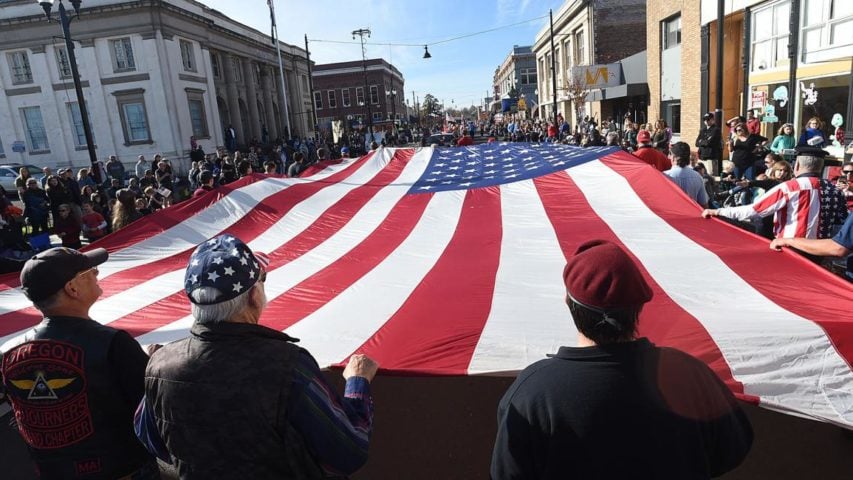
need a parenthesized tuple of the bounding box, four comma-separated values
(135, 234, 379, 478)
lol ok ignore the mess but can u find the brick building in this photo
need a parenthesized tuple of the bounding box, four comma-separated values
(646, 0, 702, 145)
(647, 0, 852, 166)
(490, 45, 538, 118)
(532, 0, 647, 125)
(311, 59, 405, 138)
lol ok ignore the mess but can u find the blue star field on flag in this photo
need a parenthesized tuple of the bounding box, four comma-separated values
(410, 143, 619, 194)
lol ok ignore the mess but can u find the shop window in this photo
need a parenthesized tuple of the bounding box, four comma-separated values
(751, 1, 790, 71)
(797, 75, 848, 139)
(751, 83, 790, 134)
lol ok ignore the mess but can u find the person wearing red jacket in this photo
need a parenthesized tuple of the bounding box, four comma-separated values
(547, 123, 558, 141)
(52, 203, 82, 249)
(632, 130, 670, 172)
(456, 133, 474, 146)
(81, 201, 108, 241)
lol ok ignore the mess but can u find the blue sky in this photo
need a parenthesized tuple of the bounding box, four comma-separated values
(204, 0, 566, 109)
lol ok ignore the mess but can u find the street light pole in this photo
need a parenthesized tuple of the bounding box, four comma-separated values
(39, 0, 100, 183)
(352, 28, 374, 144)
(386, 87, 397, 134)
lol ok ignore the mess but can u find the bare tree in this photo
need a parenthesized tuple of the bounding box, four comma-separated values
(563, 73, 590, 124)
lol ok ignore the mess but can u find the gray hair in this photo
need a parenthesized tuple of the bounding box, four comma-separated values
(796, 155, 824, 173)
(190, 286, 250, 324)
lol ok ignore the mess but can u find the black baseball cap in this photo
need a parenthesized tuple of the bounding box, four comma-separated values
(703, 112, 714, 120)
(794, 145, 828, 158)
(20, 247, 108, 302)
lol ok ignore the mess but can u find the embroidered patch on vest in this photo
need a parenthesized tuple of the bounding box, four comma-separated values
(75, 458, 103, 476)
(2, 340, 93, 449)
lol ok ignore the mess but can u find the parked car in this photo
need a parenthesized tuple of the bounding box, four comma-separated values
(427, 134, 457, 146)
(1, 164, 44, 195)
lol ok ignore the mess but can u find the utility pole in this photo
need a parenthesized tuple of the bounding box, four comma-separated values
(269, 0, 291, 139)
(352, 28, 374, 143)
(715, 0, 724, 174)
(304, 34, 319, 141)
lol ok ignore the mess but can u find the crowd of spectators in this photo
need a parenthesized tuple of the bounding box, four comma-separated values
(0, 134, 358, 268)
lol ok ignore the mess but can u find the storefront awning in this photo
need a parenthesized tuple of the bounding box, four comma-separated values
(585, 50, 648, 102)
(587, 83, 649, 102)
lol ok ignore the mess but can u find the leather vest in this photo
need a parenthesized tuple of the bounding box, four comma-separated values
(1, 316, 151, 479)
(145, 321, 325, 479)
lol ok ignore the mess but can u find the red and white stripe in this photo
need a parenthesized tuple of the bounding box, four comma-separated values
(719, 176, 823, 239)
(1, 148, 852, 429)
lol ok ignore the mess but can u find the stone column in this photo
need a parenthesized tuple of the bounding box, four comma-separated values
(260, 66, 276, 137)
(223, 54, 243, 143)
(241, 59, 261, 141)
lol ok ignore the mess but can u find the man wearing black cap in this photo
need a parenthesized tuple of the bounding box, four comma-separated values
(491, 240, 753, 480)
(695, 112, 722, 171)
(0, 248, 158, 479)
(136, 234, 378, 478)
(702, 147, 848, 240)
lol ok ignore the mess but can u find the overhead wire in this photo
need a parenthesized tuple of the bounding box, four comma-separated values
(308, 13, 548, 48)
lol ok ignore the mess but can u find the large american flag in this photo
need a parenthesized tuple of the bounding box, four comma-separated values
(2, 144, 852, 428)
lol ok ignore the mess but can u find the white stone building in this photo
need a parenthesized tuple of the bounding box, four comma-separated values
(0, 0, 312, 172)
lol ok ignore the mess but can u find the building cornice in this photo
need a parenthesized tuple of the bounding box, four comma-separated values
(0, 0, 309, 65)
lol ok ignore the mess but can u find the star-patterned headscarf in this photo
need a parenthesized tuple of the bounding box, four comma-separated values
(184, 234, 269, 305)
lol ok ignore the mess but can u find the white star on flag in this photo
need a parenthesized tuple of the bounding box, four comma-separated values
(212, 257, 224, 265)
(207, 271, 220, 282)
(240, 257, 248, 266)
(189, 274, 198, 283)
(232, 282, 243, 292)
(223, 266, 235, 276)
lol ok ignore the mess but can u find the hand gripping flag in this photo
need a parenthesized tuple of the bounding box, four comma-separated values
(1, 144, 852, 429)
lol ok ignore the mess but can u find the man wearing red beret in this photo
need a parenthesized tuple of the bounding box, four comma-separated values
(490, 240, 753, 480)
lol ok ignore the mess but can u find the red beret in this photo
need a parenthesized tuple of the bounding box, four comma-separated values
(562, 240, 653, 311)
(637, 130, 652, 143)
